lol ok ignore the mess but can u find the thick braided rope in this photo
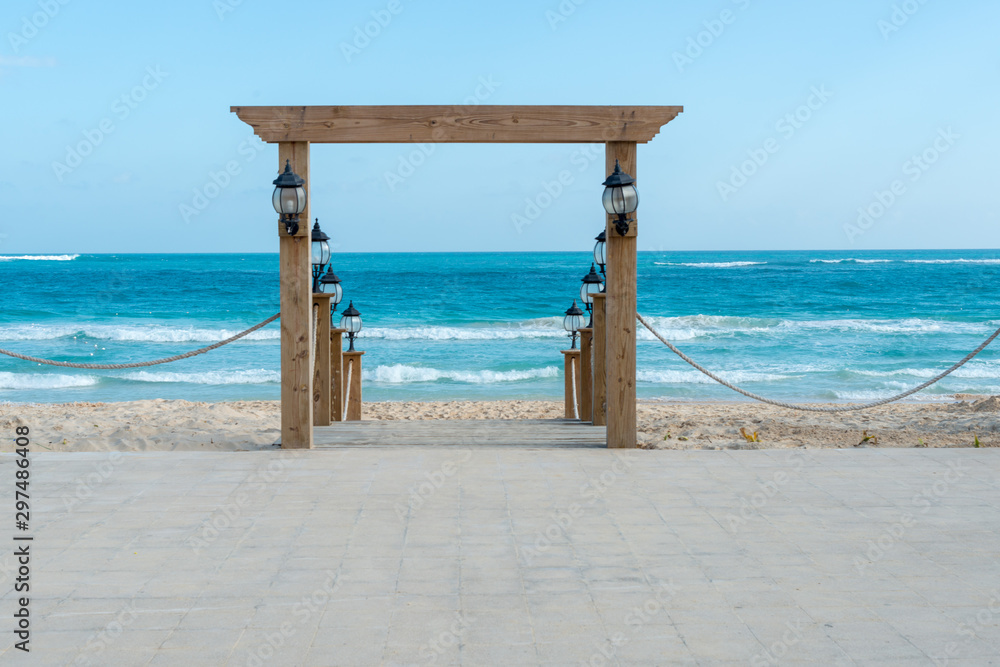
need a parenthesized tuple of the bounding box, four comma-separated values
(637, 312, 1000, 413)
(343, 355, 353, 420)
(312, 304, 319, 378)
(0, 314, 280, 370)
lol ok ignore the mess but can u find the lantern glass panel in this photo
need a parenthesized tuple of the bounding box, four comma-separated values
(340, 314, 362, 334)
(594, 238, 605, 266)
(312, 239, 330, 267)
(580, 281, 600, 305)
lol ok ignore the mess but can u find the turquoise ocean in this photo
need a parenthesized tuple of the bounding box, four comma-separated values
(2, 250, 1000, 405)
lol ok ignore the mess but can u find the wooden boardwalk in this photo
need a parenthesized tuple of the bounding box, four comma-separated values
(312, 419, 607, 448)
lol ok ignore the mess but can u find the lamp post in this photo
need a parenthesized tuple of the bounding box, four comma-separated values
(311, 220, 331, 293)
(339, 301, 363, 352)
(593, 230, 606, 287)
(563, 300, 585, 349)
(272, 159, 307, 236)
(580, 264, 603, 328)
(602, 160, 639, 237)
(318, 267, 344, 314)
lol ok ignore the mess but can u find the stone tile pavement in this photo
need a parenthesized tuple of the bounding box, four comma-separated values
(1, 448, 998, 665)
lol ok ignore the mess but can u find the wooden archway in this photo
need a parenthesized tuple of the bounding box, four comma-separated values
(232, 105, 683, 449)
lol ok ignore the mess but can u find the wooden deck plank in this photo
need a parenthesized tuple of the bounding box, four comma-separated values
(309, 419, 606, 448)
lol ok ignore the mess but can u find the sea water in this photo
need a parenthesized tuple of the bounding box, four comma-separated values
(2, 250, 1000, 404)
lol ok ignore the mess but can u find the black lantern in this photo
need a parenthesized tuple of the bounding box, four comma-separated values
(272, 159, 307, 236)
(602, 159, 639, 236)
(318, 267, 343, 313)
(593, 230, 606, 285)
(563, 300, 585, 349)
(339, 301, 363, 351)
(311, 220, 331, 293)
(580, 264, 603, 327)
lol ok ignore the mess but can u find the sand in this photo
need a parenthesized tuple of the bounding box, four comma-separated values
(2, 395, 1000, 452)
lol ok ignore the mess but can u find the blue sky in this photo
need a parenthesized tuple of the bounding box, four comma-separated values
(0, 0, 997, 253)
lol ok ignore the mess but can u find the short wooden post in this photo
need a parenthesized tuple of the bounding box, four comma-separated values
(561, 349, 581, 419)
(312, 295, 332, 426)
(343, 350, 364, 421)
(592, 293, 607, 426)
(331, 328, 345, 422)
(278, 142, 313, 449)
(605, 141, 637, 449)
(579, 328, 593, 423)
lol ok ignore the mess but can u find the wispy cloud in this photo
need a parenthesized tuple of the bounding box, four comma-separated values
(0, 56, 57, 68)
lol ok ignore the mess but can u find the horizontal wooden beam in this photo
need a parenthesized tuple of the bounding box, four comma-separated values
(231, 105, 683, 144)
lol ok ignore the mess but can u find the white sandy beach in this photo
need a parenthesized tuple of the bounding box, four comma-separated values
(2, 396, 998, 452)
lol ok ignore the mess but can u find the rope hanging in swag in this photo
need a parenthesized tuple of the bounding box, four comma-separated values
(637, 312, 1000, 413)
(0, 314, 280, 370)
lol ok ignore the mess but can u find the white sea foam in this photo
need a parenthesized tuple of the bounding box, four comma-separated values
(120, 369, 280, 384)
(809, 258, 893, 264)
(363, 364, 559, 384)
(637, 369, 789, 384)
(365, 326, 564, 341)
(0, 372, 98, 389)
(653, 261, 766, 268)
(0, 254, 79, 261)
(848, 361, 1000, 380)
(903, 259, 1000, 264)
(0, 324, 280, 343)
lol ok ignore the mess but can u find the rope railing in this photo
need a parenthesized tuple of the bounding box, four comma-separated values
(637, 312, 1000, 413)
(0, 314, 280, 370)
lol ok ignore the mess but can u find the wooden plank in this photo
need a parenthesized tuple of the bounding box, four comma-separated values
(231, 105, 683, 144)
(313, 419, 607, 448)
(605, 142, 637, 449)
(592, 293, 607, 427)
(312, 296, 332, 426)
(278, 142, 313, 449)
(579, 328, 593, 423)
(331, 328, 345, 422)
(344, 350, 364, 421)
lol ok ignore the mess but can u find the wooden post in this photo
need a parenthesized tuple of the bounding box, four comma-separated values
(343, 350, 364, 421)
(331, 328, 345, 422)
(561, 349, 581, 419)
(592, 293, 607, 426)
(605, 142, 637, 449)
(579, 328, 593, 423)
(312, 295, 332, 426)
(278, 142, 313, 449)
